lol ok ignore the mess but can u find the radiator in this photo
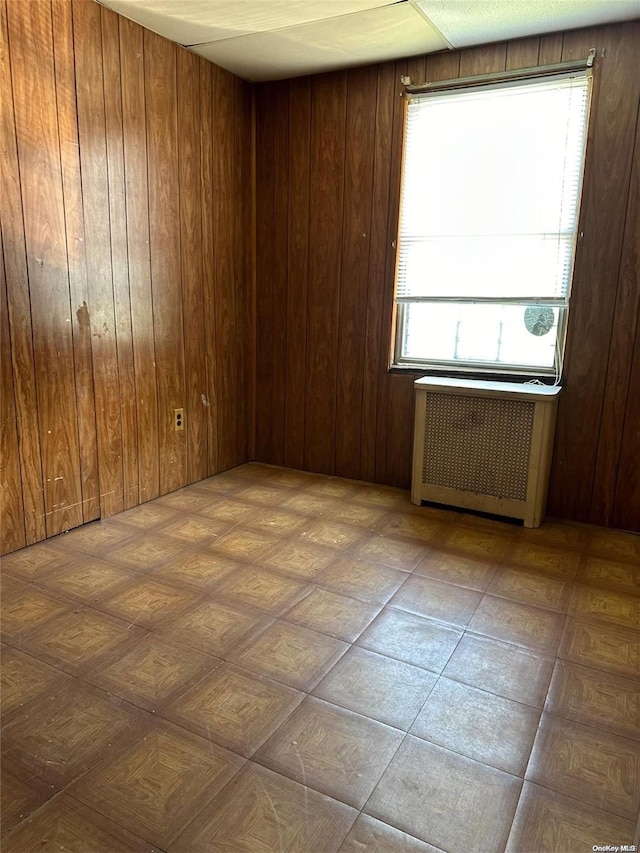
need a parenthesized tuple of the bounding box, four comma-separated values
(411, 377, 561, 528)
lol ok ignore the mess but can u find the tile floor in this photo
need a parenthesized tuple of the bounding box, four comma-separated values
(1, 463, 639, 852)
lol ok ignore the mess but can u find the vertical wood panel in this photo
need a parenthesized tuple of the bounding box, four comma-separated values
(178, 49, 207, 484)
(9, 0, 84, 535)
(406, 55, 426, 83)
(212, 65, 238, 472)
(549, 24, 640, 522)
(2, 1, 253, 554)
(249, 86, 257, 461)
(74, 0, 124, 519)
(612, 301, 640, 531)
(335, 65, 377, 480)
(101, 6, 138, 510)
(270, 81, 289, 467)
(591, 105, 640, 525)
(0, 0, 46, 545)
(145, 29, 186, 494)
(506, 37, 540, 69)
(200, 58, 218, 476)
(253, 21, 639, 531)
(425, 50, 461, 81)
(1, 239, 25, 554)
(255, 85, 275, 463)
(385, 375, 414, 487)
(458, 42, 507, 76)
(119, 16, 160, 504)
(360, 62, 395, 483)
(304, 71, 348, 474)
(538, 32, 564, 65)
(5, 7, 638, 551)
(284, 77, 311, 471)
(235, 78, 254, 463)
(51, 0, 100, 523)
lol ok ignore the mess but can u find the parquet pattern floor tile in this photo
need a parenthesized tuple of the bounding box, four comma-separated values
(545, 660, 640, 741)
(526, 714, 640, 820)
(313, 646, 438, 730)
(2, 793, 158, 852)
(2, 462, 639, 851)
(0, 646, 70, 715)
(86, 635, 221, 712)
(1, 540, 74, 582)
(254, 697, 405, 808)
(414, 549, 498, 591)
(69, 721, 245, 848)
(388, 573, 483, 627)
(339, 814, 442, 853)
(163, 663, 304, 756)
(1, 587, 71, 644)
(316, 557, 407, 604)
(467, 594, 566, 653)
(506, 782, 637, 853)
(229, 620, 348, 691)
(282, 587, 381, 642)
(0, 758, 55, 838)
(215, 564, 309, 615)
(38, 558, 135, 604)
(1, 680, 144, 788)
(171, 761, 356, 853)
(410, 677, 541, 775)
(442, 632, 556, 708)
(17, 607, 147, 676)
(559, 618, 640, 678)
(365, 736, 523, 853)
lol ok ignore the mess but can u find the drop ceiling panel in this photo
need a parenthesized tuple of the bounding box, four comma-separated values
(192, 3, 448, 81)
(412, 0, 640, 48)
(99, 0, 398, 46)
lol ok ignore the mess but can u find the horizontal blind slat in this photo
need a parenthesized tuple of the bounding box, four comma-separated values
(396, 72, 590, 303)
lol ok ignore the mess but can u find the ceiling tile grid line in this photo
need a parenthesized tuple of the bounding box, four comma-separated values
(97, 0, 640, 81)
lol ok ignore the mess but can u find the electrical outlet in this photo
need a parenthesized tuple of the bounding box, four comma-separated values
(174, 408, 184, 431)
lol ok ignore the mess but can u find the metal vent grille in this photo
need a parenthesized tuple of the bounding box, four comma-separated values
(422, 392, 535, 501)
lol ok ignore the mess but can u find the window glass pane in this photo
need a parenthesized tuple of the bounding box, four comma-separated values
(402, 303, 559, 370)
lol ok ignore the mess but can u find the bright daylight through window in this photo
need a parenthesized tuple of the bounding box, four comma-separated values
(394, 69, 592, 377)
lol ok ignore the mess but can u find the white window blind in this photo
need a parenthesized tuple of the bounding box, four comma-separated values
(396, 72, 591, 305)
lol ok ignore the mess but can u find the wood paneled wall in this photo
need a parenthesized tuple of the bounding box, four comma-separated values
(254, 21, 640, 532)
(2, 5, 638, 549)
(0, 0, 253, 554)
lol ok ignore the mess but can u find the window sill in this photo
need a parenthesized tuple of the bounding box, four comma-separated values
(388, 364, 559, 385)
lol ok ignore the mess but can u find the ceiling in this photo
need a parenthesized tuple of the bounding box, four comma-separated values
(97, 0, 640, 82)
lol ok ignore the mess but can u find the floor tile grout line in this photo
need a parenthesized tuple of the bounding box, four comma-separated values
(7, 613, 637, 783)
(1, 786, 168, 853)
(4, 465, 640, 849)
(6, 594, 636, 710)
(7, 587, 639, 698)
(356, 729, 522, 853)
(517, 754, 640, 823)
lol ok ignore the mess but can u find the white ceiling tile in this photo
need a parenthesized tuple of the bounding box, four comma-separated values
(98, 0, 398, 46)
(411, 0, 640, 48)
(191, 3, 448, 81)
(99, 0, 640, 80)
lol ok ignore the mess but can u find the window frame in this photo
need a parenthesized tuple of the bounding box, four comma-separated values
(391, 59, 594, 381)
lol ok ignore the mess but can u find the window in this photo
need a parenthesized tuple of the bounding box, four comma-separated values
(393, 68, 592, 377)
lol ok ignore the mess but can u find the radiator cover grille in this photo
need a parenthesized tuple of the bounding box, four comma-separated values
(422, 392, 535, 501)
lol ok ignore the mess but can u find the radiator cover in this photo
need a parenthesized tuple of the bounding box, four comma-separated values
(412, 378, 561, 528)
